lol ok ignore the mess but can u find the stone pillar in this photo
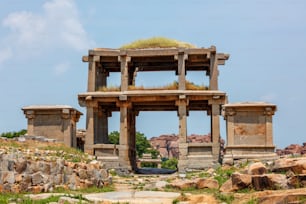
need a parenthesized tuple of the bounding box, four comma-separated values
(88, 55, 100, 92)
(119, 54, 131, 91)
(264, 107, 274, 146)
(209, 48, 218, 90)
(176, 97, 188, 172)
(118, 101, 132, 170)
(177, 51, 188, 90)
(84, 102, 96, 154)
(25, 111, 35, 135)
(129, 110, 137, 170)
(62, 108, 72, 147)
(211, 103, 221, 158)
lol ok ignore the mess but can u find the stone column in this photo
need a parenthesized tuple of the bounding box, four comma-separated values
(62, 108, 72, 147)
(25, 110, 35, 135)
(224, 108, 236, 147)
(264, 107, 274, 146)
(84, 102, 97, 155)
(118, 101, 132, 169)
(209, 48, 219, 90)
(129, 110, 137, 170)
(119, 54, 131, 91)
(177, 51, 188, 90)
(87, 55, 100, 92)
(211, 103, 221, 158)
(176, 97, 188, 172)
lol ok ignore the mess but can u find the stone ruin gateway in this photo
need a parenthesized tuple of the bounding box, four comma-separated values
(78, 46, 231, 172)
(21, 44, 277, 173)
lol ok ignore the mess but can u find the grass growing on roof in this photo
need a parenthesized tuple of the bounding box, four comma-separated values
(120, 37, 196, 49)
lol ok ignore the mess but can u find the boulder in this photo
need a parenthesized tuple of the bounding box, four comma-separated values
(288, 174, 306, 188)
(273, 157, 306, 174)
(231, 172, 252, 189)
(252, 174, 287, 191)
(171, 179, 196, 189)
(196, 178, 219, 189)
(248, 162, 267, 175)
(219, 179, 235, 192)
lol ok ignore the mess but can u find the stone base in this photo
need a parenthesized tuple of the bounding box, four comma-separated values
(178, 155, 220, 172)
(97, 156, 120, 169)
(223, 146, 278, 165)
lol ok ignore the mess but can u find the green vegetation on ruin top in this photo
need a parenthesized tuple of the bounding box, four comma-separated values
(120, 37, 196, 49)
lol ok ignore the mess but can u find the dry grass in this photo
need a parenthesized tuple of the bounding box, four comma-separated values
(98, 81, 207, 91)
(120, 37, 196, 49)
(98, 86, 120, 92)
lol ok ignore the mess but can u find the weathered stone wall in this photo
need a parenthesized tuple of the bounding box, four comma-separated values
(0, 152, 109, 193)
(33, 114, 64, 141)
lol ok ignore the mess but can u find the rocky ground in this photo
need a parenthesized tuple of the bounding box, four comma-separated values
(0, 137, 306, 204)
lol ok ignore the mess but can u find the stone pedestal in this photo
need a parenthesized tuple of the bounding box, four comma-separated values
(22, 105, 82, 148)
(222, 102, 278, 164)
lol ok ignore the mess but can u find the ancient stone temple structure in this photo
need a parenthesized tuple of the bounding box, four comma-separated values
(78, 46, 229, 171)
(22, 105, 82, 147)
(222, 102, 278, 164)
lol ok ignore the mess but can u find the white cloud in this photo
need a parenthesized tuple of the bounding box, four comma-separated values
(0, 0, 94, 64)
(54, 62, 70, 76)
(0, 48, 12, 65)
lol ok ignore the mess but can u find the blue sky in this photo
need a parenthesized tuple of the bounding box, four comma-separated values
(0, 0, 305, 148)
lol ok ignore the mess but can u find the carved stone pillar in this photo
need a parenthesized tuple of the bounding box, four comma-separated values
(87, 55, 100, 92)
(209, 47, 219, 90)
(84, 101, 97, 154)
(176, 97, 188, 172)
(119, 54, 131, 91)
(211, 103, 221, 157)
(25, 110, 35, 135)
(118, 101, 132, 170)
(62, 108, 72, 147)
(176, 51, 188, 90)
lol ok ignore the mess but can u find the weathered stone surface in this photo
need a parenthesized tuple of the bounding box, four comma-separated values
(196, 178, 219, 189)
(231, 172, 252, 189)
(219, 179, 235, 192)
(171, 179, 196, 189)
(267, 174, 288, 189)
(15, 158, 27, 173)
(288, 174, 306, 188)
(0, 151, 109, 193)
(58, 196, 89, 204)
(248, 162, 267, 175)
(252, 175, 272, 191)
(273, 157, 306, 174)
(1, 171, 15, 184)
(31, 172, 44, 185)
(252, 174, 287, 191)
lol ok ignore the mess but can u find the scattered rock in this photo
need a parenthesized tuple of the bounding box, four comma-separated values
(248, 162, 267, 175)
(196, 178, 219, 189)
(231, 172, 251, 190)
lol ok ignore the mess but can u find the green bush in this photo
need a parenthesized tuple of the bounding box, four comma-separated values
(108, 131, 154, 158)
(1, 129, 27, 138)
(161, 158, 178, 170)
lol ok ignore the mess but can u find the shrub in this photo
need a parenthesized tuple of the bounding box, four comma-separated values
(1, 129, 27, 138)
(161, 158, 178, 170)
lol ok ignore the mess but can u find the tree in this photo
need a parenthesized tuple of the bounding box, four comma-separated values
(135, 132, 151, 158)
(108, 131, 153, 158)
(108, 131, 119, 144)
